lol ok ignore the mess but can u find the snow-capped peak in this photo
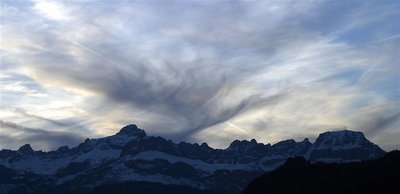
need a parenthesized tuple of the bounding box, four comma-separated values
(308, 129, 385, 162)
(313, 129, 366, 150)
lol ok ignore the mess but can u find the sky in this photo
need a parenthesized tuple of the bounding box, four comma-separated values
(0, 0, 399, 151)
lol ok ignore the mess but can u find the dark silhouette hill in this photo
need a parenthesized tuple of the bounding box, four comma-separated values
(242, 150, 400, 194)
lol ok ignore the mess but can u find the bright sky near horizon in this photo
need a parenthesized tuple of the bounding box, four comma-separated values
(0, 0, 399, 151)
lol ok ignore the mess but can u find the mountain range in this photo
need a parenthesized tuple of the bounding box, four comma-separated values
(0, 124, 386, 194)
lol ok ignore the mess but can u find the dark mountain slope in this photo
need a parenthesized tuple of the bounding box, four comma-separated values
(242, 151, 400, 194)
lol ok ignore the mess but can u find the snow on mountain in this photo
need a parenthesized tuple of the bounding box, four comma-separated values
(122, 151, 256, 173)
(313, 130, 366, 150)
(0, 124, 146, 174)
(308, 129, 386, 162)
(0, 125, 387, 193)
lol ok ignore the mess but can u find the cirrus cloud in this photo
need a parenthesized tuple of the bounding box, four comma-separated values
(0, 0, 399, 151)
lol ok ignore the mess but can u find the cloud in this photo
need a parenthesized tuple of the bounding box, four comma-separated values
(0, 120, 83, 150)
(33, 0, 72, 21)
(0, 0, 399, 151)
(13, 108, 67, 126)
(348, 103, 400, 136)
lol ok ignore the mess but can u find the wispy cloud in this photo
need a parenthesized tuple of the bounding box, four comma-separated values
(0, 120, 83, 150)
(0, 0, 399, 150)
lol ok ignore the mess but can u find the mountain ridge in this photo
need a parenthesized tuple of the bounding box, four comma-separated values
(0, 124, 386, 194)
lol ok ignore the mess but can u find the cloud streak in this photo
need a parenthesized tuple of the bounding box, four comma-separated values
(0, 120, 83, 150)
(0, 0, 399, 151)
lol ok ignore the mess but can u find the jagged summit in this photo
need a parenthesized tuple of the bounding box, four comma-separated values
(301, 138, 310, 143)
(116, 124, 147, 137)
(18, 144, 34, 154)
(228, 139, 260, 151)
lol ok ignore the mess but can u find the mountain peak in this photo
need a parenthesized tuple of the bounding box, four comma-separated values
(272, 139, 296, 147)
(315, 129, 366, 147)
(309, 129, 386, 162)
(57, 145, 69, 152)
(228, 139, 260, 151)
(116, 124, 147, 137)
(18, 144, 34, 154)
(322, 129, 365, 137)
(301, 138, 310, 143)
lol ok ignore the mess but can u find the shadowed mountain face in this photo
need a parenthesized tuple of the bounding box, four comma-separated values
(0, 124, 386, 194)
(242, 151, 400, 194)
